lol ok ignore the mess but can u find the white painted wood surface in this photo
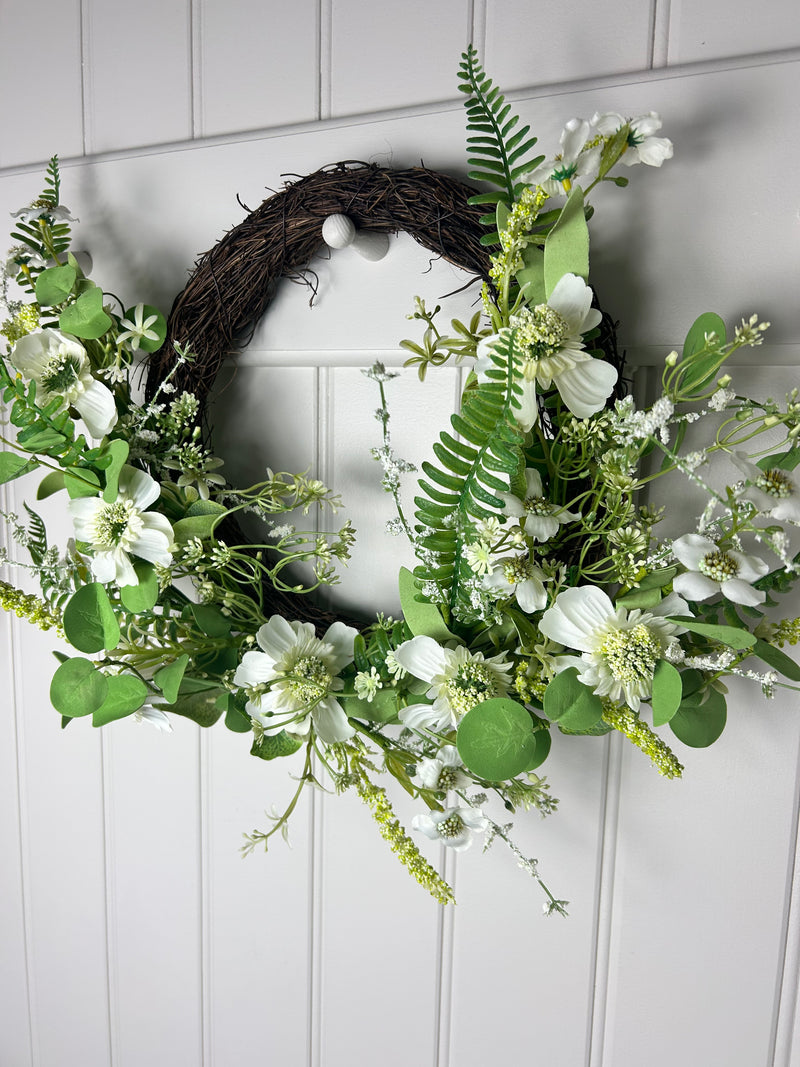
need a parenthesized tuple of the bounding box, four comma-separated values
(1, 5, 800, 1065)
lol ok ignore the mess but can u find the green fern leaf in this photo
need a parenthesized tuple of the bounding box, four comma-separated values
(458, 45, 544, 214)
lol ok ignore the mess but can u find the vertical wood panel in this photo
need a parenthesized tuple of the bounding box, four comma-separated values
(329, 0, 472, 116)
(484, 0, 653, 90)
(666, 0, 800, 64)
(0, 487, 33, 1067)
(103, 720, 204, 1066)
(82, 0, 193, 154)
(197, 0, 320, 137)
(207, 366, 318, 1064)
(0, 3, 84, 168)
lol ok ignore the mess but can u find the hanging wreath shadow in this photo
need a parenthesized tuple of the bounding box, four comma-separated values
(146, 162, 624, 630)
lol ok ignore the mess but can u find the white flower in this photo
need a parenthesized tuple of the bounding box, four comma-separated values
(68, 465, 174, 585)
(480, 274, 617, 429)
(523, 118, 602, 195)
(416, 745, 470, 792)
(233, 615, 358, 744)
(483, 552, 548, 612)
(393, 636, 513, 732)
(117, 304, 160, 351)
(10, 328, 118, 438)
(499, 467, 579, 543)
(671, 533, 769, 606)
(592, 111, 673, 168)
(11, 201, 78, 223)
(538, 586, 689, 711)
(730, 453, 800, 524)
(134, 704, 173, 732)
(411, 805, 488, 851)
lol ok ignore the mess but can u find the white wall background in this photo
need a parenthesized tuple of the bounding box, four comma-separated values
(1, 4, 800, 1065)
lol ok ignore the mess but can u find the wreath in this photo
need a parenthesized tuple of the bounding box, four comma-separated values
(2, 47, 798, 912)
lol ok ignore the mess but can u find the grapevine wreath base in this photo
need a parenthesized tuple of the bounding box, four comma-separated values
(146, 162, 623, 629)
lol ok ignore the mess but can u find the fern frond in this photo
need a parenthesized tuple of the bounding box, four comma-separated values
(458, 45, 544, 212)
(414, 332, 525, 622)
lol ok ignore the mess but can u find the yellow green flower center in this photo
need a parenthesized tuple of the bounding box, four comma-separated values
(437, 766, 457, 791)
(698, 550, 739, 582)
(523, 495, 553, 516)
(599, 624, 661, 684)
(756, 468, 793, 499)
(91, 499, 141, 549)
(445, 663, 498, 717)
(437, 813, 464, 839)
(289, 655, 331, 703)
(503, 556, 530, 585)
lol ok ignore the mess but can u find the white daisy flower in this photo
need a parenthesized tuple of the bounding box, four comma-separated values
(730, 453, 800, 524)
(393, 636, 513, 732)
(671, 533, 769, 607)
(591, 111, 673, 168)
(523, 117, 602, 196)
(11, 201, 78, 223)
(68, 465, 174, 586)
(483, 552, 548, 612)
(499, 467, 580, 543)
(416, 745, 470, 792)
(233, 615, 358, 744)
(538, 585, 689, 711)
(10, 328, 118, 438)
(411, 805, 488, 851)
(479, 274, 617, 428)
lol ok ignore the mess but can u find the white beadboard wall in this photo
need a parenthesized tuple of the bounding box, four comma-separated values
(1, 4, 800, 1066)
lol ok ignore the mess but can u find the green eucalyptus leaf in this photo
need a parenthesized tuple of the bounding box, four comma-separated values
(543, 667, 603, 732)
(36, 470, 66, 498)
(456, 697, 538, 781)
(398, 566, 457, 642)
(250, 731, 303, 760)
(679, 312, 728, 396)
(223, 692, 253, 733)
(35, 263, 76, 306)
(173, 513, 222, 542)
(515, 243, 545, 305)
(119, 561, 159, 613)
(62, 582, 121, 653)
(65, 467, 101, 498)
(667, 618, 756, 650)
(524, 727, 552, 770)
(190, 602, 231, 638)
(670, 688, 727, 748)
(92, 674, 148, 726)
(543, 185, 589, 296)
(651, 659, 683, 726)
(0, 451, 38, 485)
(58, 286, 112, 340)
(100, 439, 130, 502)
(750, 639, 800, 682)
(50, 657, 109, 717)
(343, 687, 402, 725)
(153, 655, 190, 704)
(170, 687, 225, 727)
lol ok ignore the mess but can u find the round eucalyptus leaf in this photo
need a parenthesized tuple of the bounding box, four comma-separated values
(50, 657, 109, 717)
(670, 689, 727, 748)
(92, 675, 149, 727)
(63, 582, 121, 653)
(457, 697, 538, 781)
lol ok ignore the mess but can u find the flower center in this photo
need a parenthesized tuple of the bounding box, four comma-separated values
(436, 813, 464, 839)
(599, 624, 661, 684)
(40, 352, 82, 395)
(437, 767, 457, 791)
(503, 556, 531, 585)
(698, 550, 739, 582)
(523, 496, 553, 517)
(90, 499, 142, 550)
(511, 305, 570, 366)
(551, 160, 578, 183)
(289, 655, 331, 704)
(445, 663, 498, 718)
(756, 468, 793, 499)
